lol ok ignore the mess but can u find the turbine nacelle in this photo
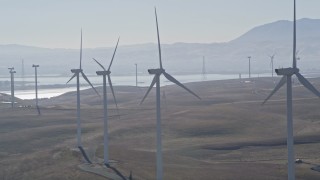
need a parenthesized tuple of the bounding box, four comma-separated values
(32, 64, 39, 68)
(96, 70, 111, 76)
(8, 68, 16, 73)
(148, 68, 164, 75)
(71, 69, 83, 73)
(275, 68, 299, 76)
(8, 67, 15, 73)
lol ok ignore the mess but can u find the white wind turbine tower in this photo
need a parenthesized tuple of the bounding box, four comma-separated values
(262, 1, 320, 179)
(140, 8, 201, 180)
(8, 67, 16, 108)
(67, 30, 100, 163)
(92, 37, 120, 166)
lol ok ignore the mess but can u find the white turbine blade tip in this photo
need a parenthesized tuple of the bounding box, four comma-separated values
(81, 72, 100, 97)
(163, 72, 201, 100)
(66, 73, 77, 84)
(93, 58, 106, 71)
(107, 75, 119, 115)
(262, 76, 286, 105)
(108, 38, 120, 71)
(296, 73, 320, 97)
(140, 75, 157, 104)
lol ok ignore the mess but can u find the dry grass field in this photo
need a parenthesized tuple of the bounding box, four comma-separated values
(1, 77, 320, 179)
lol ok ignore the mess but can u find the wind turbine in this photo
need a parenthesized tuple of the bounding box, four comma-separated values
(295, 50, 301, 67)
(8, 67, 16, 108)
(268, 54, 275, 78)
(202, 56, 207, 80)
(92, 37, 120, 166)
(262, 1, 320, 179)
(66, 30, 100, 163)
(140, 8, 201, 180)
(32, 64, 41, 115)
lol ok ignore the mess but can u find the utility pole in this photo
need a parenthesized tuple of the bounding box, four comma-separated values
(8, 67, 16, 108)
(202, 56, 207, 80)
(248, 56, 251, 79)
(135, 63, 138, 87)
(21, 59, 25, 88)
(32, 64, 41, 115)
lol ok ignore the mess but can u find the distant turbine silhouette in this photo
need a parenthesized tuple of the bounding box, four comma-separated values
(140, 8, 201, 180)
(202, 56, 207, 80)
(268, 54, 275, 78)
(295, 50, 301, 67)
(66, 30, 100, 163)
(8, 67, 16, 108)
(93, 36, 120, 166)
(262, 1, 320, 180)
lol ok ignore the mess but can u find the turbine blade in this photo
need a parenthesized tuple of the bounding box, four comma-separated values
(296, 72, 320, 97)
(92, 58, 106, 71)
(262, 76, 287, 105)
(140, 75, 157, 104)
(36, 105, 41, 115)
(107, 75, 119, 117)
(163, 72, 201, 100)
(80, 72, 100, 97)
(80, 29, 83, 69)
(108, 37, 120, 71)
(66, 73, 77, 84)
(155, 8, 163, 69)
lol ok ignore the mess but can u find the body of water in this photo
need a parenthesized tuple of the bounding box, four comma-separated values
(0, 73, 276, 100)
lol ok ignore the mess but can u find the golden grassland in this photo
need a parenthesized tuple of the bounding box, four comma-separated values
(1, 77, 320, 179)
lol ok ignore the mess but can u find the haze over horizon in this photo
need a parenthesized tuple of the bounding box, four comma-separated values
(1, 17, 320, 77)
(1, 0, 320, 48)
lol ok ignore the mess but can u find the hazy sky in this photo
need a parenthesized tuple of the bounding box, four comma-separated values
(1, 0, 320, 48)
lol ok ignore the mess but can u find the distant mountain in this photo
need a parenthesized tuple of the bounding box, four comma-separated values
(0, 18, 320, 77)
(232, 18, 320, 43)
